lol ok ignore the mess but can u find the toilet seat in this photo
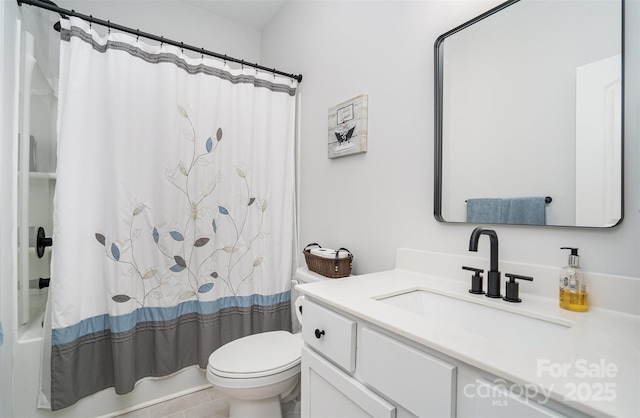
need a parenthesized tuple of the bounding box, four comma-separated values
(208, 331, 303, 379)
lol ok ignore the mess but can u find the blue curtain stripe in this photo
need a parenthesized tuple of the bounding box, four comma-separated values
(52, 291, 291, 345)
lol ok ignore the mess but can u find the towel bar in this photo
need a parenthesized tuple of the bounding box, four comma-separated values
(464, 196, 552, 204)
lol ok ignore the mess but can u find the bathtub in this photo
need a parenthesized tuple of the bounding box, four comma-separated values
(12, 301, 210, 418)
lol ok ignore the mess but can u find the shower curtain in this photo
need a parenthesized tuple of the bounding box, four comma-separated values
(46, 17, 297, 410)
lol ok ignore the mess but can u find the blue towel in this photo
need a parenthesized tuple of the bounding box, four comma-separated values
(466, 198, 503, 223)
(502, 197, 546, 225)
(467, 197, 546, 225)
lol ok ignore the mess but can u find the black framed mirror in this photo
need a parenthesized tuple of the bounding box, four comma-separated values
(434, 0, 624, 227)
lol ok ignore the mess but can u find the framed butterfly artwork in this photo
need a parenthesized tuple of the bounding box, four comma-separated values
(328, 94, 368, 158)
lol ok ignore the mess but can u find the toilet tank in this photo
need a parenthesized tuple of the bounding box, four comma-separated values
(290, 267, 333, 333)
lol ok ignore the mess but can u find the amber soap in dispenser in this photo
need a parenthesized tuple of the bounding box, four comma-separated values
(559, 247, 588, 312)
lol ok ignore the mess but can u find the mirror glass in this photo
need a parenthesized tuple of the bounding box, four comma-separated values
(434, 0, 623, 227)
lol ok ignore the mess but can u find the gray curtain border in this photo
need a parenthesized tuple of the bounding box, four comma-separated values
(60, 25, 297, 97)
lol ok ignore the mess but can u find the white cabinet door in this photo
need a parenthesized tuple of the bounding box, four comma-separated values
(471, 379, 565, 418)
(360, 327, 456, 417)
(302, 347, 396, 418)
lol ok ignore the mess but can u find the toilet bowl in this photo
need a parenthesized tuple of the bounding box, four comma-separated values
(206, 267, 330, 418)
(207, 331, 303, 417)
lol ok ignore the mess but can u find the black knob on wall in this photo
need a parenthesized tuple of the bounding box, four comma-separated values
(314, 329, 325, 339)
(36, 227, 52, 258)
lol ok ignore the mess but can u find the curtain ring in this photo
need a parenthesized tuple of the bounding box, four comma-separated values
(107, 20, 110, 35)
(180, 42, 184, 55)
(89, 16, 92, 29)
(200, 47, 204, 60)
(273, 68, 276, 79)
(160, 36, 164, 48)
(240, 60, 244, 70)
(136, 29, 139, 42)
(223, 54, 227, 66)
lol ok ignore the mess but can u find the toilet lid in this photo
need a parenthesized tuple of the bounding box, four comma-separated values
(208, 331, 302, 378)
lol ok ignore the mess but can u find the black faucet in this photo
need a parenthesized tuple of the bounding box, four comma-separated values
(469, 227, 502, 298)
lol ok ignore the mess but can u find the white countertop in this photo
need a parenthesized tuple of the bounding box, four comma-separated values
(296, 249, 640, 418)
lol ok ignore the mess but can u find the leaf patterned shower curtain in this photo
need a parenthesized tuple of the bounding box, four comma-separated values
(47, 17, 297, 410)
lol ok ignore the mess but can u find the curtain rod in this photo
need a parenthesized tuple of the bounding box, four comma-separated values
(16, 0, 303, 83)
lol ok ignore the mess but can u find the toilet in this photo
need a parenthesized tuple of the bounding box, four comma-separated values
(206, 267, 329, 418)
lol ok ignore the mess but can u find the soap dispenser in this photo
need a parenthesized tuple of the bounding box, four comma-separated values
(559, 247, 588, 312)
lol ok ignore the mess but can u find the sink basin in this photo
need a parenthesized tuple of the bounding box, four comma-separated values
(377, 289, 573, 347)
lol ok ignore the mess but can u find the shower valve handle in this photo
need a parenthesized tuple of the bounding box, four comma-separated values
(36, 227, 53, 258)
(314, 329, 325, 339)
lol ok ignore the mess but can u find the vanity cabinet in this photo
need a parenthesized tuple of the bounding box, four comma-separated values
(301, 299, 395, 417)
(302, 299, 456, 417)
(301, 298, 582, 418)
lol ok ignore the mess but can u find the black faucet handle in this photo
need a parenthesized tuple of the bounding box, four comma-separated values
(462, 266, 485, 295)
(462, 266, 484, 273)
(503, 273, 534, 303)
(505, 273, 533, 282)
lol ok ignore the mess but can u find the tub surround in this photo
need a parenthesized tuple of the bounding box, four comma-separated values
(296, 248, 640, 417)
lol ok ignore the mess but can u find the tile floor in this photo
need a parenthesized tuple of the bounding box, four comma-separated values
(115, 387, 229, 418)
(115, 386, 301, 418)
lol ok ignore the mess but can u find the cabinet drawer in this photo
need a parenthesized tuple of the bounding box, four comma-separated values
(303, 299, 356, 372)
(360, 327, 457, 417)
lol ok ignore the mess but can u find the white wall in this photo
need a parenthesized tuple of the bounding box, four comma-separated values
(261, 0, 640, 278)
(0, 1, 20, 415)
